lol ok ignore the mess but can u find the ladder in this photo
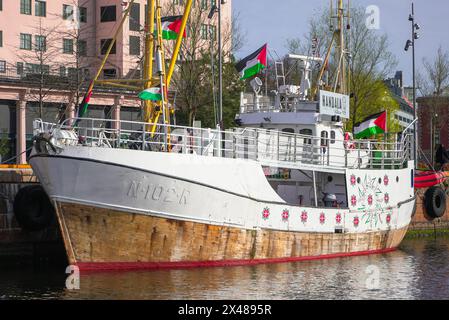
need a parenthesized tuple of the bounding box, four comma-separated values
(275, 61, 286, 90)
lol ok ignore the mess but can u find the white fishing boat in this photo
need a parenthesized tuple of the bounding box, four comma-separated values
(29, 0, 416, 271)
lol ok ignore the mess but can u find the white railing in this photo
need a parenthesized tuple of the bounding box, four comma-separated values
(33, 118, 413, 170)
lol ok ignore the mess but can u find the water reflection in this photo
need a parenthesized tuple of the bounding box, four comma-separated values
(1, 238, 448, 300)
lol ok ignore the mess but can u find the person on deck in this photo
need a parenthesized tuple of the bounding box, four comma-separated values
(435, 144, 449, 170)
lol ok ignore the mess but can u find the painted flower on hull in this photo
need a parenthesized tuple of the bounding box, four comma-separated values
(384, 175, 389, 186)
(262, 207, 270, 220)
(384, 193, 390, 204)
(367, 195, 373, 206)
(350, 175, 357, 186)
(336, 213, 342, 224)
(386, 214, 391, 224)
(351, 195, 357, 207)
(353, 216, 360, 227)
(282, 209, 289, 221)
(319, 212, 326, 224)
(301, 211, 308, 223)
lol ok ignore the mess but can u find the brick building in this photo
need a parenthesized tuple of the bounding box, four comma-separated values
(0, 0, 232, 163)
(417, 95, 449, 164)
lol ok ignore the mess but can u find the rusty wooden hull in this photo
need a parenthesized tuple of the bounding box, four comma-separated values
(55, 201, 409, 271)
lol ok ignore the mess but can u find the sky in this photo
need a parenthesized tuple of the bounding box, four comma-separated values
(232, 0, 449, 86)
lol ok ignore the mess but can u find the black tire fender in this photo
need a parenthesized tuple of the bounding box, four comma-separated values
(13, 185, 55, 232)
(424, 186, 446, 219)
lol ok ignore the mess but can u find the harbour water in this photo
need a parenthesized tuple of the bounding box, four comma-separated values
(1, 237, 448, 300)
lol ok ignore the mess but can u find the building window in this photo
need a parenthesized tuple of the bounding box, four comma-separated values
(0, 31, 3, 47)
(201, 24, 208, 39)
(63, 4, 73, 20)
(79, 7, 87, 23)
(0, 0, 2, 11)
(59, 66, 67, 77)
(103, 69, 117, 79)
(17, 62, 24, 75)
(330, 130, 336, 144)
(20, 33, 32, 50)
(77, 40, 87, 56)
(100, 39, 116, 55)
(20, 0, 32, 15)
(35, 0, 46, 17)
(35, 35, 46, 51)
(100, 6, 116, 22)
(209, 25, 216, 41)
(129, 3, 140, 31)
(25, 63, 49, 75)
(129, 36, 140, 56)
(201, 0, 208, 10)
(300, 129, 313, 145)
(63, 38, 74, 54)
(0, 60, 6, 73)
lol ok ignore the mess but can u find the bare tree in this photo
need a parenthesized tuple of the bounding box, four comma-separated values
(13, 18, 62, 120)
(285, 5, 398, 132)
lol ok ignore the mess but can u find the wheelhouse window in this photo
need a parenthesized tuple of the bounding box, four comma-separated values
(282, 128, 295, 134)
(330, 130, 336, 144)
(100, 6, 116, 22)
(321, 131, 329, 147)
(300, 129, 312, 145)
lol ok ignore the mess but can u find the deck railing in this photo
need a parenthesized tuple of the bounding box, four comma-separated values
(33, 118, 413, 170)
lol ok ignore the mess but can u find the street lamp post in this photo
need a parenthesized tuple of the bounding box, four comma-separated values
(208, 1, 225, 130)
(404, 2, 420, 168)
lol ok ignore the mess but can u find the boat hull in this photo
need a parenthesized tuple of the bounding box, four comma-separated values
(54, 201, 408, 271)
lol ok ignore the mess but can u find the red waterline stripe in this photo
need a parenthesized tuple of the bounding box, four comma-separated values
(76, 248, 397, 273)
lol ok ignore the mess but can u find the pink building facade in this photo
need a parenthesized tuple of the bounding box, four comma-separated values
(0, 0, 232, 164)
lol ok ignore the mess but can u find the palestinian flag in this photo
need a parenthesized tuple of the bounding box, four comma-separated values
(235, 44, 267, 80)
(77, 84, 93, 118)
(138, 87, 162, 101)
(161, 16, 186, 40)
(354, 111, 387, 139)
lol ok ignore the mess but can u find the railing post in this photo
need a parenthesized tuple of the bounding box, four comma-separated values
(293, 134, 297, 163)
(142, 127, 145, 151)
(277, 130, 280, 162)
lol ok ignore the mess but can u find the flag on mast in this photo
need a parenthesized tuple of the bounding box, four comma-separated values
(77, 82, 94, 118)
(138, 87, 162, 101)
(161, 16, 186, 40)
(354, 111, 387, 139)
(235, 44, 267, 80)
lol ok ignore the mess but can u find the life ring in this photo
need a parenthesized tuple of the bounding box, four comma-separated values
(424, 186, 446, 219)
(13, 185, 55, 231)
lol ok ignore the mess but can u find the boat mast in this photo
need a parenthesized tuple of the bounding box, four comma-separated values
(85, 0, 193, 143)
(313, 0, 350, 97)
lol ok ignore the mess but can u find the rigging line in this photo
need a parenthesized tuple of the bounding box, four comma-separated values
(0, 147, 33, 165)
